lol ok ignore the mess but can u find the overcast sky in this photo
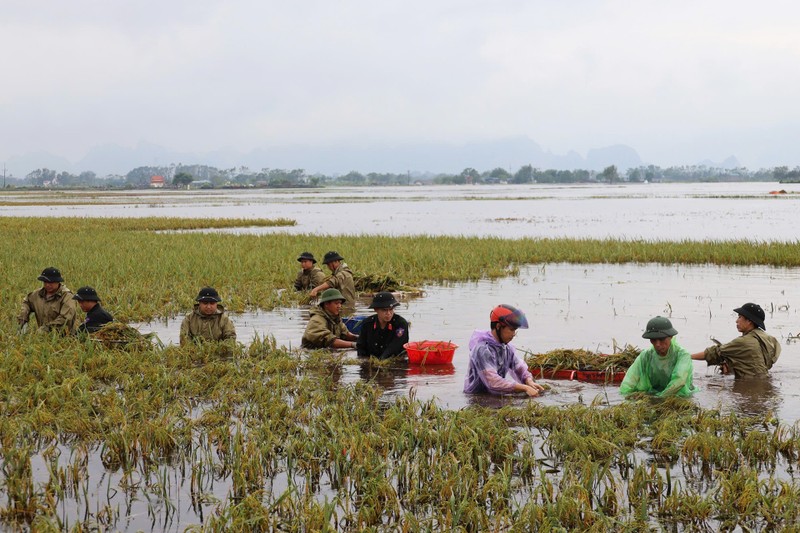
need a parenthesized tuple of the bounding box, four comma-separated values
(3, 0, 800, 169)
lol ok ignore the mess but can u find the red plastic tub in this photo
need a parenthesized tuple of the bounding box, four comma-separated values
(530, 367, 626, 383)
(404, 341, 458, 365)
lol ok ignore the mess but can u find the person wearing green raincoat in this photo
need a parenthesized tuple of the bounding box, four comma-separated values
(620, 316, 697, 398)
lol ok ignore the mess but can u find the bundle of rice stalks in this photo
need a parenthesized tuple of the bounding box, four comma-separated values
(91, 322, 158, 350)
(354, 273, 409, 293)
(524, 345, 639, 372)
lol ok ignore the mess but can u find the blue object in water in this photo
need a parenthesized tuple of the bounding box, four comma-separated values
(343, 314, 369, 335)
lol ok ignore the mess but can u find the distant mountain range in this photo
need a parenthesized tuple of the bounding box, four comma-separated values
(4, 137, 741, 178)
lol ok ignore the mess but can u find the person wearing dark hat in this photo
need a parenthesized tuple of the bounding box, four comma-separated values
(301, 288, 358, 349)
(356, 292, 409, 359)
(308, 251, 356, 311)
(691, 303, 781, 378)
(179, 287, 237, 346)
(18, 267, 80, 334)
(293, 252, 326, 291)
(73, 286, 114, 334)
(620, 316, 697, 397)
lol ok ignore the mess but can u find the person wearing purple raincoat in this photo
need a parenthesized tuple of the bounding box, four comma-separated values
(463, 305, 545, 397)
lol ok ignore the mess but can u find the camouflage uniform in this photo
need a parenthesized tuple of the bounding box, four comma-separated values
(180, 304, 237, 345)
(301, 306, 350, 349)
(18, 285, 80, 334)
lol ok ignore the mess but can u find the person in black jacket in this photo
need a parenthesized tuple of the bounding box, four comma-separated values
(356, 292, 409, 359)
(73, 286, 114, 334)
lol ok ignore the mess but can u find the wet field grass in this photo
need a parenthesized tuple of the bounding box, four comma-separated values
(2, 216, 800, 530)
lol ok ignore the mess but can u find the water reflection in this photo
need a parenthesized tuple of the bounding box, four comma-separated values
(729, 377, 782, 417)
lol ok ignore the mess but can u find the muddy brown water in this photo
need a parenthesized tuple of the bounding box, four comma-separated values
(136, 262, 800, 422)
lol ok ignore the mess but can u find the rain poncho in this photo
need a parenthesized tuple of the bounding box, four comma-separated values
(463, 330, 533, 394)
(620, 339, 697, 398)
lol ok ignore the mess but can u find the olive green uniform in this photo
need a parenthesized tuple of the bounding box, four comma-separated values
(179, 304, 237, 345)
(18, 285, 80, 333)
(701, 328, 781, 378)
(326, 262, 356, 309)
(294, 266, 326, 291)
(301, 306, 350, 349)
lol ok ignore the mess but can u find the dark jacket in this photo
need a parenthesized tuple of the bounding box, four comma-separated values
(356, 314, 409, 359)
(78, 303, 114, 334)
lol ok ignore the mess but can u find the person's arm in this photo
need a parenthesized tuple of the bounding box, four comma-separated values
(619, 353, 645, 396)
(221, 315, 237, 341)
(512, 352, 544, 393)
(294, 271, 305, 291)
(18, 294, 32, 328)
(179, 316, 191, 346)
(309, 281, 331, 298)
(332, 338, 357, 349)
(473, 345, 538, 395)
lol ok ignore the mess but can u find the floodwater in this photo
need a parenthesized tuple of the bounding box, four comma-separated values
(9, 184, 800, 531)
(2, 182, 800, 240)
(136, 262, 800, 423)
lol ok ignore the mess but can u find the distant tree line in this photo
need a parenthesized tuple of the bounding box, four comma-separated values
(10, 162, 793, 189)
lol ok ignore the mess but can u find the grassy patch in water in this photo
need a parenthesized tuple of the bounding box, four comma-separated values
(2, 334, 800, 530)
(2, 216, 799, 323)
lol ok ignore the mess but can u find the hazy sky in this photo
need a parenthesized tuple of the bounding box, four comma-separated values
(3, 1, 800, 168)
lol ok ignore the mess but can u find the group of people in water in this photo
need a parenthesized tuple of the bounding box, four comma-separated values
(18, 257, 783, 399)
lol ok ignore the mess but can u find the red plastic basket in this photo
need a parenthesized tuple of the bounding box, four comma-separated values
(530, 366, 626, 383)
(404, 341, 458, 365)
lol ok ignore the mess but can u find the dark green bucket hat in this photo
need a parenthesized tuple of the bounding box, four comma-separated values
(318, 288, 346, 305)
(642, 316, 678, 339)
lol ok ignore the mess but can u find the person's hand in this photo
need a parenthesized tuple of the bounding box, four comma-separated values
(526, 379, 545, 392)
(523, 385, 541, 397)
(309, 287, 319, 297)
(720, 362, 730, 375)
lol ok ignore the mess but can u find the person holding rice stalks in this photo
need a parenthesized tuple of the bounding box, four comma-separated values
(620, 316, 697, 397)
(309, 251, 356, 312)
(691, 303, 780, 378)
(464, 304, 544, 397)
(18, 266, 80, 334)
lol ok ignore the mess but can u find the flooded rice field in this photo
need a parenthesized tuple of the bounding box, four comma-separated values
(5, 184, 800, 530)
(2, 182, 800, 240)
(136, 262, 800, 422)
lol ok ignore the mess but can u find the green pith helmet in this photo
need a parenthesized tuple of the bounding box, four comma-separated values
(318, 288, 346, 305)
(642, 316, 678, 339)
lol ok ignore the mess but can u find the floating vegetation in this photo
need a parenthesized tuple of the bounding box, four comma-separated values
(524, 346, 639, 372)
(353, 273, 409, 293)
(90, 322, 158, 350)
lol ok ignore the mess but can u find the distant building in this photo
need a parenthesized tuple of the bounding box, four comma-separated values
(150, 175, 165, 188)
